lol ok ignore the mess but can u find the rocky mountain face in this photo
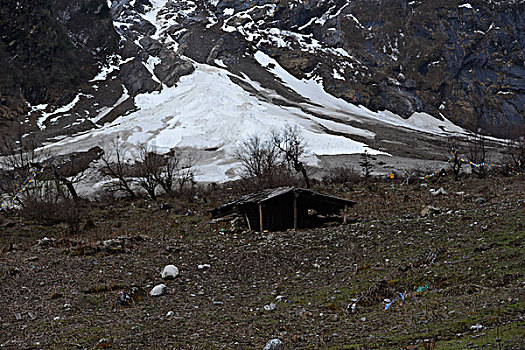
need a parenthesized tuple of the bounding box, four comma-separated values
(0, 0, 118, 120)
(203, 0, 524, 136)
(0, 0, 523, 142)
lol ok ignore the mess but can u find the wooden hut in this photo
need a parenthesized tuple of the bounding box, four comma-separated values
(210, 187, 357, 232)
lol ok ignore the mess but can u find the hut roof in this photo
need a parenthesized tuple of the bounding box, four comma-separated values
(210, 187, 356, 219)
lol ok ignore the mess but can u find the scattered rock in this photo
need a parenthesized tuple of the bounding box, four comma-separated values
(116, 286, 146, 306)
(37, 237, 56, 248)
(421, 205, 440, 216)
(263, 303, 276, 311)
(197, 264, 211, 270)
(149, 284, 167, 297)
(474, 197, 486, 204)
(161, 265, 179, 279)
(263, 339, 283, 350)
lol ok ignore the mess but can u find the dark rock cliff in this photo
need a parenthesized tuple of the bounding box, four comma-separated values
(244, 0, 524, 137)
(0, 0, 118, 120)
(0, 0, 523, 138)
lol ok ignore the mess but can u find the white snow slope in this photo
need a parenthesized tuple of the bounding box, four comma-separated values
(44, 62, 388, 182)
(38, 0, 469, 185)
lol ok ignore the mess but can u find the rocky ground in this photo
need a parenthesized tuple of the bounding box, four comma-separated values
(0, 175, 524, 349)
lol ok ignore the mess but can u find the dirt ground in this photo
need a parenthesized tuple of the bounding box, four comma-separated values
(1, 176, 524, 349)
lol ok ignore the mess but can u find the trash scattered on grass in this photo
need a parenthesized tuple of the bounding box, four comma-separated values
(470, 324, 483, 331)
(417, 283, 430, 292)
(430, 187, 448, 196)
(116, 286, 146, 306)
(385, 293, 405, 310)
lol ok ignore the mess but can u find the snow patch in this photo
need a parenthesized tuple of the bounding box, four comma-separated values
(459, 3, 473, 9)
(254, 51, 465, 136)
(39, 63, 384, 182)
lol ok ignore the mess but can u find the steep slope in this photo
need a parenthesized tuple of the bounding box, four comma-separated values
(201, 0, 524, 136)
(1, 0, 521, 183)
(0, 0, 118, 120)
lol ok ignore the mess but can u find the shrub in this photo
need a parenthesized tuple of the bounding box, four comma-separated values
(323, 166, 362, 185)
(19, 197, 87, 234)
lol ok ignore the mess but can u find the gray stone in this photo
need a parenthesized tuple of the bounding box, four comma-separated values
(263, 339, 283, 350)
(154, 52, 195, 87)
(150, 284, 167, 297)
(161, 265, 180, 279)
(263, 303, 276, 311)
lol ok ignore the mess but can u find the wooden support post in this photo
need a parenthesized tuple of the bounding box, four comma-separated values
(259, 204, 263, 232)
(244, 211, 252, 231)
(293, 195, 297, 230)
(343, 204, 348, 224)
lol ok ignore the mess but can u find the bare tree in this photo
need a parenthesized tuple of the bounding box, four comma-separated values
(468, 131, 487, 179)
(271, 126, 310, 188)
(155, 148, 196, 196)
(507, 137, 525, 174)
(358, 150, 376, 179)
(235, 135, 291, 190)
(0, 130, 49, 208)
(133, 143, 163, 200)
(447, 137, 464, 181)
(45, 148, 102, 200)
(235, 135, 279, 178)
(99, 138, 137, 199)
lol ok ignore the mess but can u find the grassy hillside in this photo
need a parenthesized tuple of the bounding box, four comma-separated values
(1, 176, 523, 349)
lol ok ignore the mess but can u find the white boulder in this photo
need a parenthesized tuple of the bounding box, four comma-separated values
(161, 265, 179, 279)
(150, 284, 167, 297)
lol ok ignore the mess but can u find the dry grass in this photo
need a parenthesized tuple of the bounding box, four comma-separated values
(0, 176, 524, 349)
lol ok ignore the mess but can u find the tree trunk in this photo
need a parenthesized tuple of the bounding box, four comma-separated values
(64, 181, 79, 199)
(296, 162, 310, 188)
(147, 188, 157, 201)
(122, 179, 137, 198)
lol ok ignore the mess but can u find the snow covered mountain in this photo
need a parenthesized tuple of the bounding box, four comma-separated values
(1, 0, 523, 182)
